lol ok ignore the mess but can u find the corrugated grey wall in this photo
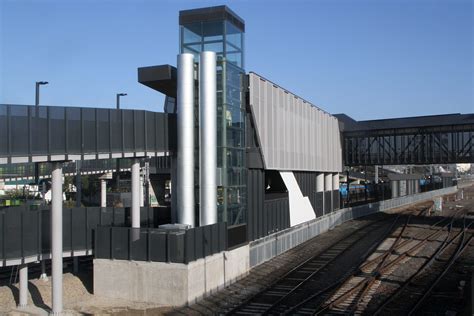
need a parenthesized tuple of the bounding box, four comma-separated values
(248, 73, 342, 172)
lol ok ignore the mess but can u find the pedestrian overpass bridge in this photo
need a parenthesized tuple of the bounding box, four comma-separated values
(336, 113, 474, 166)
(0, 104, 176, 165)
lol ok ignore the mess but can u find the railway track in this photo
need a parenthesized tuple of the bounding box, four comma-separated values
(227, 213, 404, 315)
(311, 212, 461, 315)
(374, 216, 473, 315)
(227, 204, 471, 316)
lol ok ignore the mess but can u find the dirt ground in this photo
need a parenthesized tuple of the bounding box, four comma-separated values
(0, 271, 172, 315)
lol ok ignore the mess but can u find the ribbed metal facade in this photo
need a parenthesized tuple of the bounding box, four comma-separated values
(248, 73, 342, 172)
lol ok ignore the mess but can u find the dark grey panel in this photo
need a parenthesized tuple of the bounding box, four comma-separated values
(111, 228, 129, 260)
(324, 191, 332, 214)
(63, 208, 72, 252)
(32, 107, 48, 155)
(247, 169, 264, 241)
(66, 107, 81, 154)
(10, 106, 29, 155)
(333, 190, 340, 211)
(82, 108, 96, 153)
(179, 5, 245, 32)
(130, 229, 148, 261)
(23, 208, 40, 257)
(315, 192, 324, 217)
(0, 105, 8, 156)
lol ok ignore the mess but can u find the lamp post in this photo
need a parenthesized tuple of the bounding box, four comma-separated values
(35, 81, 49, 106)
(35, 81, 48, 281)
(115, 93, 127, 190)
(116, 93, 127, 109)
(34, 81, 49, 187)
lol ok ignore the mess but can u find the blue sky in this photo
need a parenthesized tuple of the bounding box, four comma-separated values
(0, 0, 472, 120)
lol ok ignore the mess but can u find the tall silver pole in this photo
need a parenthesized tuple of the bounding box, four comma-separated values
(51, 162, 63, 315)
(391, 180, 398, 198)
(177, 53, 195, 227)
(18, 264, 28, 308)
(199, 51, 217, 226)
(100, 179, 107, 208)
(131, 159, 140, 228)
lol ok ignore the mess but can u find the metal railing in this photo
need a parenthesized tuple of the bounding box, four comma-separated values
(250, 186, 458, 267)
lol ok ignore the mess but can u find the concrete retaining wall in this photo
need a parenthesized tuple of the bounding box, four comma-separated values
(249, 186, 458, 268)
(94, 244, 249, 306)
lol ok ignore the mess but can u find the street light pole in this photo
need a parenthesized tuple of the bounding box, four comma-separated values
(116, 93, 127, 109)
(35, 81, 49, 281)
(35, 81, 49, 106)
(115, 93, 127, 191)
(34, 81, 49, 188)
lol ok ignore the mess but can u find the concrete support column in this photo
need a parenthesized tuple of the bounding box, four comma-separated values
(324, 173, 332, 192)
(332, 173, 340, 191)
(374, 165, 379, 183)
(51, 162, 63, 315)
(177, 53, 195, 227)
(199, 51, 217, 226)
(100, 180, 107, 208)
(316, 173, 324, 193)
(415, 179, 420, 193)
(391, 180, 398, 198)
(131, 159, 140, 228)
(18, 264, 28, 308)
(139, 175, 144, 207)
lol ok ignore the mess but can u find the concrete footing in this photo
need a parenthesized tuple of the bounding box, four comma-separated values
(93, 245, 249, 306)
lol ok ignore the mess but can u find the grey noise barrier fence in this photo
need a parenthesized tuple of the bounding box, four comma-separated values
(0, 104, 176, 164)
(249, 186, 458, 268)
(0, 206, 170, 267)
(95, 223, 248, 264)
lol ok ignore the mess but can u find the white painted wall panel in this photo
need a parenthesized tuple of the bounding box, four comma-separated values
(249, 72, 343, 172)
(280, 171, 316, 226)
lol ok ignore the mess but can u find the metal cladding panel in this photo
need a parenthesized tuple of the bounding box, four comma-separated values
(248, 73, 342, 172)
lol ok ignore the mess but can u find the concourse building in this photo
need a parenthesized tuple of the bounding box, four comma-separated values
(138, 5, 343, 239)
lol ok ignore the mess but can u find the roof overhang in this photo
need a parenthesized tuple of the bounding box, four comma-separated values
(138, 65, 177, 98)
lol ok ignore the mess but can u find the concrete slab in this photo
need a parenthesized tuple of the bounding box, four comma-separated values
(94, 244, 250, 307)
